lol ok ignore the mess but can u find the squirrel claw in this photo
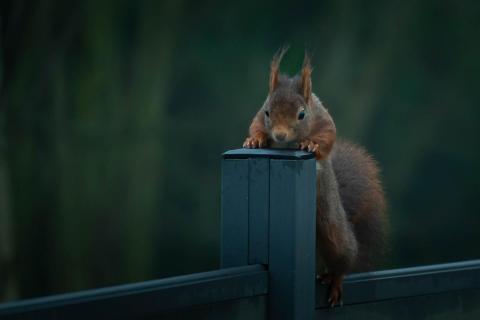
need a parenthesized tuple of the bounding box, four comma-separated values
(299, 140, 319, 153)
(328, 297, 343, 308)
(243, 136, 266, 149)
(243, 137, 255, 148)
(325, 273, 344, 308)
(327, 291, 342, 308)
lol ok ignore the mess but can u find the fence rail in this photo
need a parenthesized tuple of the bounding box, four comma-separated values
(0, 265, 268, 320)
(317, 259, 480, 308)
(1, 260, 479, 319)
(1, 149, 479, 319)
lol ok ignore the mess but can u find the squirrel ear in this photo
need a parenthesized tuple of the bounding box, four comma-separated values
(269, 46, 288, 93)
(300, 52, 313, 103)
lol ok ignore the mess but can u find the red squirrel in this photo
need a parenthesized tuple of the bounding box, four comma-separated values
(243, 48, 388, 307)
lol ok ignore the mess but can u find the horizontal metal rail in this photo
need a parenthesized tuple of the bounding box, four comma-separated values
(1, 259, 480, 318)
(0, 264, 268, 319)
(317, 259, 480, 308)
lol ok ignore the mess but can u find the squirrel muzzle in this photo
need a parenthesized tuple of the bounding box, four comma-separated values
(271, 127, 296, 143)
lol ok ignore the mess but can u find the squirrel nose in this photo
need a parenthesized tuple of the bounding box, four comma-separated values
(274, 132, 286, 141)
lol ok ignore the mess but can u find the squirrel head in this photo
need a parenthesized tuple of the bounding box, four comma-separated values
(263, 48, 313, 144)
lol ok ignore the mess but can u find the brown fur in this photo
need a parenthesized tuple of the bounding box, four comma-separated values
(243, 49, 388, 307)
(331, 140, 388, 271)
(300, 52, 313, 103)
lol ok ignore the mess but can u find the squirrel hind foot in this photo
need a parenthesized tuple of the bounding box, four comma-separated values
(321, 273, 344, 308)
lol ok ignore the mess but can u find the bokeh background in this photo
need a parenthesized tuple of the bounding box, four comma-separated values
(1, 0, 479, 303)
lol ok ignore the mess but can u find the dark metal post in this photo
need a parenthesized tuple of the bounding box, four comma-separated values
(221, 149, 317, 319)
(221, 158, 250, 267)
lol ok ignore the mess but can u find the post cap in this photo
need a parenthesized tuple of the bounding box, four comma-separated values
(222, 148, 315, 160)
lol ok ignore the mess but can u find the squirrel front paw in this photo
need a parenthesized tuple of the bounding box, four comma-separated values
(299, 139, 320, 153)
(243, 135, 267, 148)
(299, 139, 328, 160)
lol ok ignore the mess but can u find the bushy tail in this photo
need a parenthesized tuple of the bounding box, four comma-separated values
(331, 140, 389, 271)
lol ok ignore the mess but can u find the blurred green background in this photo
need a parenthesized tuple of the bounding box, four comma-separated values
(1, 0, 479, 303)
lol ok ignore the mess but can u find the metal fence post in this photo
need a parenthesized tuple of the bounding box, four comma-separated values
(221, 149, 316, 319)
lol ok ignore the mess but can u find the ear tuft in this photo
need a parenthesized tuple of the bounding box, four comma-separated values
(301, 51, 313, 102)
(269, 46, 289, 93)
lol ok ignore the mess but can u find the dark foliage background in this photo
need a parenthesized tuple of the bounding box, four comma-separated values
(1, 0, 479, 302)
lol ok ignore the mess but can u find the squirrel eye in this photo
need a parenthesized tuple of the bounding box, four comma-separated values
(265, 110, 270, 117)
(298, 110, 305, 120)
